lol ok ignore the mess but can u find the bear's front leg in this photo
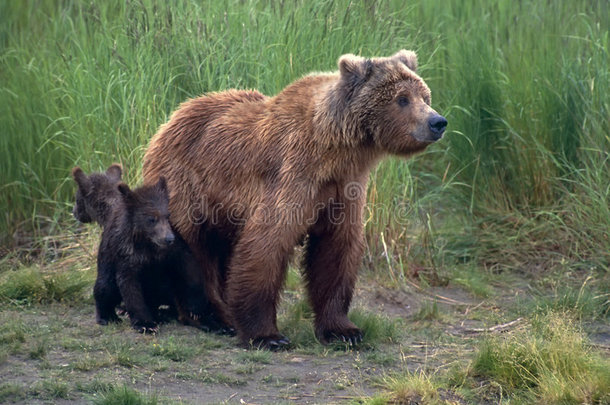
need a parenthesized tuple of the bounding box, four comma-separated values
(116, 266, 158, 334)
(304, 191, 366, 345)
(226, 216, 301, 350)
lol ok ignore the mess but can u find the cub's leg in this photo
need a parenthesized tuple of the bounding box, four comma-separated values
(116, 265, 158, 333)
(94, 263, 122, 325)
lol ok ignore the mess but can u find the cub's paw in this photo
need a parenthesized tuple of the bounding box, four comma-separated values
(180, 311, 236, 336)
(200, 322, 236, 336)
(132, 321, 158, 334)
(96, 314, 122, 325)
(217, 326, 237, 336)
(318, 327, 363, 346)
(249, 335, 291, 351)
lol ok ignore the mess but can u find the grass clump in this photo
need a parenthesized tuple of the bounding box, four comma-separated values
(70, 354, 113, 371)
(349, 308, 402, 347)
(150, 336, 193, 362)
(0, 383, 25, 403)
(366, 370, 458, 405)
(28, 338, 48, 360)
(76, 379, 115, 394)
(529, 277, 610, 321)
(110, 341, 145, 369)
(0, 318, 27, 346)
(471, 311, 610, 403)
(278, 299, 317, 349)
(29, 380, 71, 400)
(411, 300, 443, 322)
(92, 384, 159, 405)
(450, 266, 493, 298)
(237, 349, 273, 364)
(0, 265, 92, 305)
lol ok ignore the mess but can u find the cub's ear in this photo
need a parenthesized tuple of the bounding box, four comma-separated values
(338, 53, 372, 82)
(393, 49, 418, 72)
(118, 183, 137, 208)
(71, 167, 91, 192)
(117, 183, 133, 199)
(156, 176, 168, 195)
(106, 164, 123, 181)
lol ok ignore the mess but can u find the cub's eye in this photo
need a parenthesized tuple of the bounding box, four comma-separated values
(397, 96, 410, 107)
(147, 216, 157, 225)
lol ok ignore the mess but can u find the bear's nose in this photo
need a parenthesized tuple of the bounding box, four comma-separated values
(428, 114, 448, 140)
(164, 233, 175, 246)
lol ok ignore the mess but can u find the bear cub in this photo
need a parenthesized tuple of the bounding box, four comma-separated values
(95, 177, 221, 333)
(72, 164, 123, 227)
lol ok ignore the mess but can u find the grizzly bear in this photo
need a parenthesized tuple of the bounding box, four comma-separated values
(72, 164, 123, 227)
(95, 177, 222, 333)
(142, 50, 447, 348)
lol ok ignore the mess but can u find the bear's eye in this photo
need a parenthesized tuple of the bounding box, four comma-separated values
(397, 96, 410, 107)
(147, 216, 157, 225)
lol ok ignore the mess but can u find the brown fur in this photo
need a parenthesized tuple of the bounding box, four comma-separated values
(142, 50, 447, 347)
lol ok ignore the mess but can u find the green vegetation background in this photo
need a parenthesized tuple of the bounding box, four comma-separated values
(1, 0, 608, 275)
(0, 2, 609, 403)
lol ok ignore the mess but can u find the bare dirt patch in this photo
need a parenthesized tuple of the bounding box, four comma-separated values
(0, 274, 605, 404)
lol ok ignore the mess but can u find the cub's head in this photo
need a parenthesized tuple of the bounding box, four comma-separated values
(336, 50, 447, 155)
(117, 177, 175, 249)
(71, 164, 123, 225)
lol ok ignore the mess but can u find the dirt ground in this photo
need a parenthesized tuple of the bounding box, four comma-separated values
(0, 276, 607, 404)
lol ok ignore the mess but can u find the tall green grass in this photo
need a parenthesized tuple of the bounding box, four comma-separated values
(1, 0, 608, 276)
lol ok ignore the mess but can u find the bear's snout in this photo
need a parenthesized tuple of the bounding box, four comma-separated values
(164, 233, 175, 246)
(428, 114, 447, 140)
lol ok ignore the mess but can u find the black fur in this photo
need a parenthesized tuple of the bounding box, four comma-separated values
(72, 164, 123, 227)
(94, 177, 222, 333)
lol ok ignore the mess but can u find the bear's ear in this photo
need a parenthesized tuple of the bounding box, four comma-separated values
(338, 53, 372, 82)
(393, 49, 418, 72)
(71, 167, 91, 192)
(105, 164, 122, 182)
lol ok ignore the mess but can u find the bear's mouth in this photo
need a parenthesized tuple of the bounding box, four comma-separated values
(412, 131, 442, 144)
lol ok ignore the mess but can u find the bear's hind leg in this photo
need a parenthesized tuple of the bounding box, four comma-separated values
(226, 220, 299, 350)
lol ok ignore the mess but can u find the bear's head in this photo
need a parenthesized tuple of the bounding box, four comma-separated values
(117, 177, 175, 249)
(72, 164, 123, 225)
(336, 50, 447, 155)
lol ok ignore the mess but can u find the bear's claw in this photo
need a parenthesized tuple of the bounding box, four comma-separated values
(320, 328, 363, 346)
(217, 326, 236, 336)
(250, 335, 291, 351)
(132, 321, 159, 334)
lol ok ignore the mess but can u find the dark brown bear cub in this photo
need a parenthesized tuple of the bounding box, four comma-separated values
(95, 177, 222, 333)
(72, 164, 123, 227)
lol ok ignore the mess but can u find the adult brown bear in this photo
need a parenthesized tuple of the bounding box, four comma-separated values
(143, 50, 447, 349)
